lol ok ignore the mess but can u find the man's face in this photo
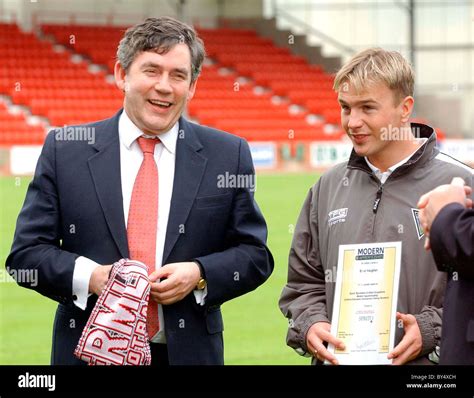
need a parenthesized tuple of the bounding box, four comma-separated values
(338, 81, 408, 161)
(115, 43, 197, 135)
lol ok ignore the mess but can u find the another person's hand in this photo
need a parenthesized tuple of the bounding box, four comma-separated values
(306, 322, 345, 365)
(418, 177, 472, 250)
(387, 312, 422, 365)
(89, 264, 113, 296)
(149, 262, 201, 305)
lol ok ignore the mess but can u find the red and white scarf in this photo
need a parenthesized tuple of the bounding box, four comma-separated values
(74, 259, 152, 365)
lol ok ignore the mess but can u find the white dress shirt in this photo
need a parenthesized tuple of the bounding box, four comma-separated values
(72, 110, 205, 344)
(365, 138, 428, 184)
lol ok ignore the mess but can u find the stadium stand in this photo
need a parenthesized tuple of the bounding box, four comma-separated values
(3, 22, 440, 150)
(41, 24, 345, 143)
(0, 22, 122, 144)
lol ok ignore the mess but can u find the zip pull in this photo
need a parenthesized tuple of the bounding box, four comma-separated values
(373, 185, 383, 213)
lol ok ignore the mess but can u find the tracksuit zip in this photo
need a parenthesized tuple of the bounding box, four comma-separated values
(373, 185, 383, 213)
(371, 184, 383, 236)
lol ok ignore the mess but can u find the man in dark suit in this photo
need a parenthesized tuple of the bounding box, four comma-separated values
(418, 177, 474, 364)
(6, 17, 273, 365)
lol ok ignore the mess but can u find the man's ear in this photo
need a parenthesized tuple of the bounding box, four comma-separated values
(114, 61, 127, 92)
(400, 96, 414, 123)
(187, 79, 198, 101)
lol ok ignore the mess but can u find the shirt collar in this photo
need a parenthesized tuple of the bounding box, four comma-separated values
(118, 110, 178, 154)
(365, 138, 428, 177)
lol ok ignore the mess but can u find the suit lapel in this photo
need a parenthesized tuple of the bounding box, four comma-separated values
(162, 118, 207, 264)
(87, 111, 129, 259)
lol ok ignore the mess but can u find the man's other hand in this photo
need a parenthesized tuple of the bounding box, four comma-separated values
(149, 262, 201, 305)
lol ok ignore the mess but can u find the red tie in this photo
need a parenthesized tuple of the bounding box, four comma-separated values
(127, 136, 159, 339)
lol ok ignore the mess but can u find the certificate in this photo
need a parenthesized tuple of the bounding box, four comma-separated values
(327, 242, 401, 365)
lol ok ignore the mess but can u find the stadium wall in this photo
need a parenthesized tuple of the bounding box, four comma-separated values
(0, 0, 264, 28)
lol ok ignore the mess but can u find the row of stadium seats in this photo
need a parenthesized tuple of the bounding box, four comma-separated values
(28, 98, 124, 116)
(264, 84, 335, 96)
(287, 90, 338, 102)
(0, 79, 112, 91)
(10, 89, 120, 102)
(1, 48, 69, 57)
(1, 67, 108, 77)
(305, 99, 341, 114)
(188, 97, 284, 110)
(46, 109, 119, 126)
(2, 131, 46, 145)
(214, 119, 319, 131)
(205, 44, 291, 55)
(196, 109, 309, 126)
(193, 90, 272, 100)
(234, 128, 344, 141)
(217, 54, 307, 64)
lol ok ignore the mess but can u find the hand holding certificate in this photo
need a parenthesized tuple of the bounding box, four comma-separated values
(327, 242, 401, 365)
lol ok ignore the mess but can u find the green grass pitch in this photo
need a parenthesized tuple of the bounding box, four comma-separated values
(0, 172, 320, 364)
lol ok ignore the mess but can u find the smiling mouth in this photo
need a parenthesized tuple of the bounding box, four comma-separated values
(351, 134, 370, 143)
(148, 99, 173, 109)
(351, 134, 370, 138)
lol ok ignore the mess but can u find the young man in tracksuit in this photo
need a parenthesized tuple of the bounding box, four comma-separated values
(279, 48, 473, 365)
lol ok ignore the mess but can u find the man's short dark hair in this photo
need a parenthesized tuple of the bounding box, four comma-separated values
(117, 16, 205, 82)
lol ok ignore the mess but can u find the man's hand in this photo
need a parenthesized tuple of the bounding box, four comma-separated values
(149, 262, 201, 305)
(418, 177, 472, 250)
(387, 312, 422, 365)
(306, 322, 345, 365)
(89, 264, 113, 296)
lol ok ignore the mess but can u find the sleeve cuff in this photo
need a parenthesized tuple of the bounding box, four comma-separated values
(193, 287, 207, 306)
(72, 256, 101, 310)
(414, 312, 436, 356)
(298, 313, 330, 352)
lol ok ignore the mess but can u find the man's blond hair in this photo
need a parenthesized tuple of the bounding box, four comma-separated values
(333, 48, 414, 104)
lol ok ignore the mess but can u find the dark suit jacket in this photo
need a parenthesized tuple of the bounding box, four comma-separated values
(6, 110, 273, 365)
(430, 203, 474, 365)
